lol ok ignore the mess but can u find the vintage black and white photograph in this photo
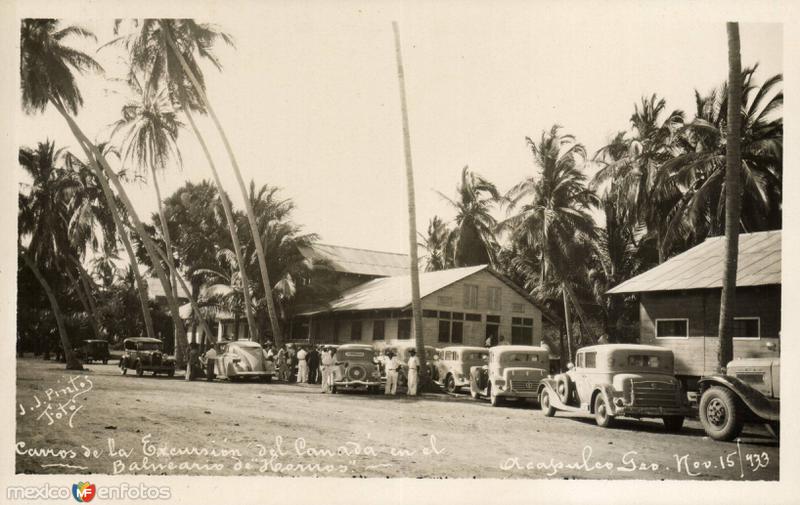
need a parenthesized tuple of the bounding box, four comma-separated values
(3, 0, 797, 503)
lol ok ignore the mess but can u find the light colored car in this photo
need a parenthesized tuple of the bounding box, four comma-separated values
(331, 344, 383, 393)
(435, 346, 488, 393)
(469, 345, 549, 406)
(376, 342, 439, 386)
(538, 344, 692, 431)
(216, 340, 275, 382)
(698, 357, 779, 441)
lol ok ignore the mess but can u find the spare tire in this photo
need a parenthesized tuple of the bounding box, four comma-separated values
(476, 368, 489, 390)
(346, 364, 367, 381)
(556, 374, 572, 404)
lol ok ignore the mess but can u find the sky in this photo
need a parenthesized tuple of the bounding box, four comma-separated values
(16, 4, 783, 256)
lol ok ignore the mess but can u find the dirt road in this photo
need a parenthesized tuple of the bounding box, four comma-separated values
(15, 358, 778, 480)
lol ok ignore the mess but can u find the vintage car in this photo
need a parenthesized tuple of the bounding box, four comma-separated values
(698, 357, 780, 441)
(435, 346, 488, 393)
(74, 339, 110, 364)
(377, 342, 440, 386)
(331, 344, 383, 393)
(537, 344, 692, 431)
(119, 337, 176, 377)
(469, 345, 549, 406)
(216, 340, 276, 382)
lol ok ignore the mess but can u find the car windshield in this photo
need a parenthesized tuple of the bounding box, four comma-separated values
(627, 354, 662, 368)
(138, 342, 162, 351)
(501, 352, 541, 363)
(464, 352, 487, 361)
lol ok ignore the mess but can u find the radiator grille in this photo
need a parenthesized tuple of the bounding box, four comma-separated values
(630, 380, 678, 407)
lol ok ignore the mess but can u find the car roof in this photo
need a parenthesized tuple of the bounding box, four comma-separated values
(228, 340, 262, 348)
(577, 344, 672, 354)
(337, 344, 374, 351)
(124, 337, 162, 343)
(493, 345, 548, 352)
(83, 339, 107, 343)
(442, 346, 486, 352)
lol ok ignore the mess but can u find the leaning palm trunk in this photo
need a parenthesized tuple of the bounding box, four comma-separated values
(66, 267, 102, 340)
(183, 107, 259, 341)
(718, 22, 743, 371)
(563, 283, 593, 344)
(164, 30, 281, 345)
(392, 21, 427, 383)
(51, 99, 189, 365)
(73, 259, 103, 331)
(21, 252, 82, 370)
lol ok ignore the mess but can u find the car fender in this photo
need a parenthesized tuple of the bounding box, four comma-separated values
(699, 375, 779, 422)
(590, 385, 616, 415)
(538, 379, 570, 410)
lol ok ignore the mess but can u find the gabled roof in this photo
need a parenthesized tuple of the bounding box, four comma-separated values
(298, 243, 410, 278)
(607, 230, 781, 294)
(298, 264, 560, 323)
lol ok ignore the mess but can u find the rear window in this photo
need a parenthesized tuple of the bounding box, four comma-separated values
(344, 351, 366, 358)
(503, 353, 541, 363)
(464, 352, 487, 361)
(627, 354, 662, 368)
(139, 342, 161, 351)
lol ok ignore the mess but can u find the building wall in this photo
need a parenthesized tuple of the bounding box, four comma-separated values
(640, 285, 780, 377)
(298, 270, 544, 348)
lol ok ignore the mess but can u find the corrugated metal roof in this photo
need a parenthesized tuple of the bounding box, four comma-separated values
(300, 265, 488, 314)
(298, 243, 410, 277)
(607, 230, 781, 294)
(147, 275, 191, 302)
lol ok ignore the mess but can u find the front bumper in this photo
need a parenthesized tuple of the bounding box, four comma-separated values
(334, 380, 382, 389)
(496, 389, 539, 399)
(231, 371, 273, 378)
(611, 404, 693, 417)
(142, 364, 175, 371)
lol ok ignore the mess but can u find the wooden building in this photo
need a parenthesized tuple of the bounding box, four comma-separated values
(292, 264, 559, 348)
(607, 230, 781, 382)
(297, 243, 410, 292)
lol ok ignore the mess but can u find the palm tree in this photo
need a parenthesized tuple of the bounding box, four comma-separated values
(437, 166, 501, 267)
(63, 146, 158, 342)
(18, 141, 82, 369)
(660, 66, 782, 253)
(392, 21, 427, 381)
(20, 19, 191, 364)
(195, 248, 250, 340)
(594, 96, 684, 262)
(418, 216, 455, 271)
(502, 126, 597, 357)
(718, 23, 743, 370)
(110, 19, 282, 344)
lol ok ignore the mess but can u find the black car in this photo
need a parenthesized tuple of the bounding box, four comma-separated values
(75, 339, 111, 364)
(119, 337, 176, 377)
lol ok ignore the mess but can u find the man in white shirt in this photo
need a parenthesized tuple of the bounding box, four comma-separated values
(297, 346, 308, 383)
(202, 345, 218, 382)
(384, 351, 401, 395)
(406, 348, 420, 396)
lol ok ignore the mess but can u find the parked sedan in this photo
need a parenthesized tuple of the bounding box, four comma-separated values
(216, 340, 275, 382)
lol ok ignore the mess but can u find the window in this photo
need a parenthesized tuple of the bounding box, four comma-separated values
(655, 318, 689, 339)
(627, 355, 661, 368)
(487, 287, 501, 311)
(512, 303, 525, 313)
(398, 319, 411, 339)
(437, 296, 453, 306)
(438, 320, 451, 343)
(452, 312, 464, 320)
(423, 310, 438, 318)
(584, 352, 597, 368)
(444, 351, 454, 360)
(372, 320, 385, 341)
(576, 352, 584, 368)
(486, 315, 500, 324)
(439, 311, 452, 319)
(733, 317, 760, 340)
(452, 321, 463, 343)
(511, 317, 534, 345)
(463, 284, 478, 309)
(465, 313, 482, 322)
(350, 321, 362, 341)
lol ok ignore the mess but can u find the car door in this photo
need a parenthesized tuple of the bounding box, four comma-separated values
(574, 351, 595, 408)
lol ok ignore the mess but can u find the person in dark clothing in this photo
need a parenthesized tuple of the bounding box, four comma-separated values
(306, 346, 320, 384)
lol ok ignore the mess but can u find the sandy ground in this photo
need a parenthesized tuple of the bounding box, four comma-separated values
(15, 357, 778, 480)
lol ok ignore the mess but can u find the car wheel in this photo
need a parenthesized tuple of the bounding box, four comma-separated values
(663, 416, 685, 433)
(539, 389, 556, 417)
(489, 384, 501, 407)
(102, 359, 108, 365)
(594, 394, 614, 428)
(331, 386, 337, 394)
(699, 386, 744, 441)
(167, 369, 175, 378)
(136, 362, 144, 377)
(445, 374, 456, 394)
(121, 366, 127, 375)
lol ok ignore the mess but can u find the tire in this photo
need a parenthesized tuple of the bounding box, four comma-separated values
(136, 362, 144, 377)
(121, 367, 127, 375)
(663, 416, 685, 433)
(445, 374, 456, 394)
(489, 384, 500, 407)
(556, 375, 572, 404)
(331, 386, 337, 394)
(264, 375, 272, 383)
(699, 386, 744, 441)
(102, 359, 108, 365)
(594, 394, 614, 428)
(167, 369, 175, 378)
(540, 389, 556, 417)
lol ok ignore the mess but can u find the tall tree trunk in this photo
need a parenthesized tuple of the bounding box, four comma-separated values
(21, 252, 82, 370)
(718, 22, 743, 371)
(73, 259, 103, 331)
(164, 29, 282, 345)
(51, 99, 189, 366)
(151, 167, 180, 348)
(392, 21, 427, 383)
(562, 283, 573, 363)
(563, 283, 594, 344)
(183, 106, 259, 342)
(66, 267, 102, 341)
